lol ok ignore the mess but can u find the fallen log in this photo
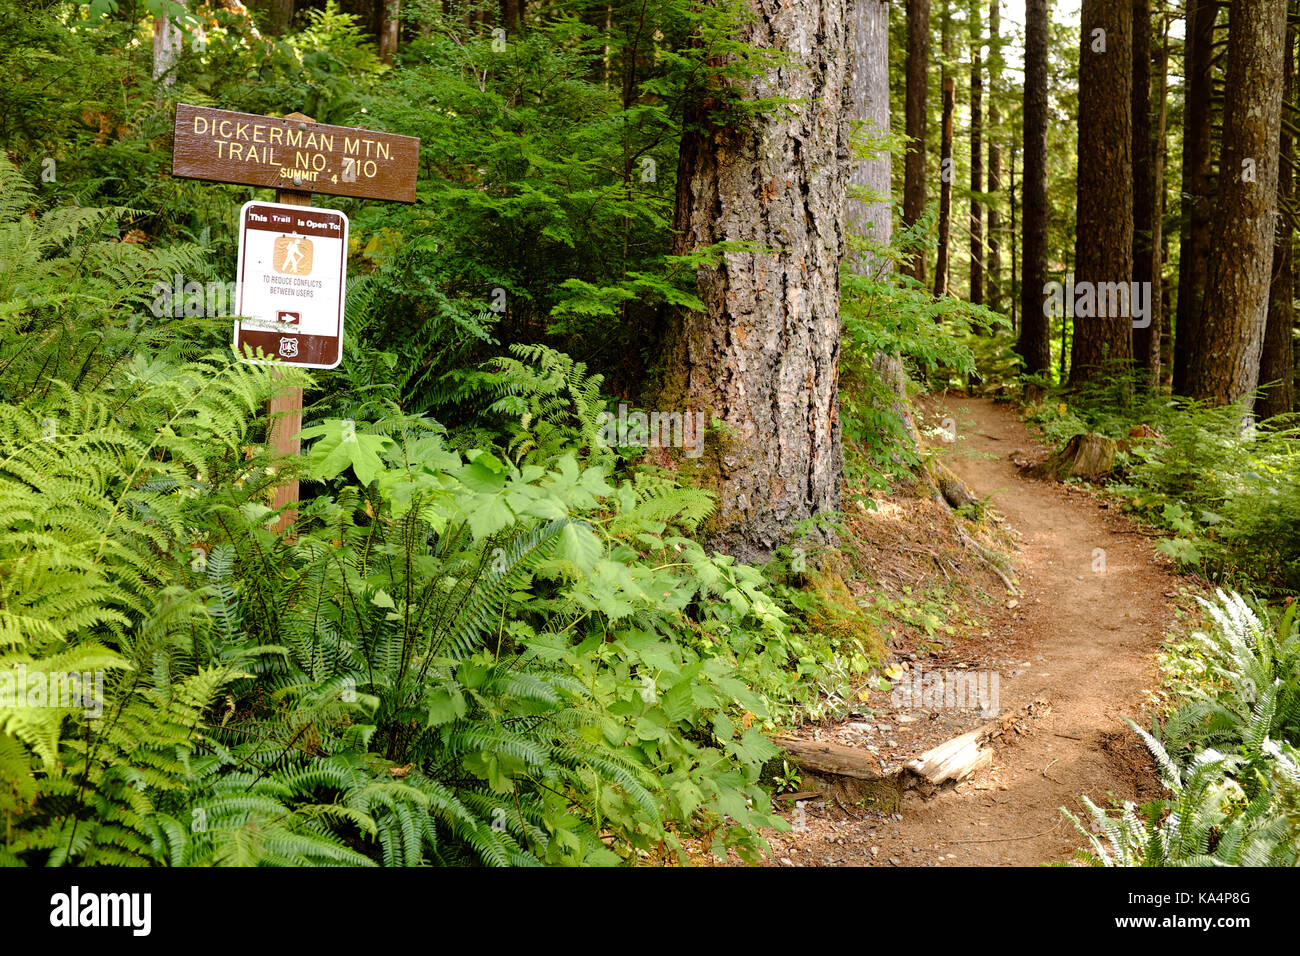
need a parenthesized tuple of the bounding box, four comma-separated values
(773, 697, 1052, 805)
(774, 790, 826, 803)
(772, 736, 885, 781)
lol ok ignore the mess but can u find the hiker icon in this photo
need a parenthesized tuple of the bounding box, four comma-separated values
(281, 238, 304, 273)
(273, 234, 314, 275)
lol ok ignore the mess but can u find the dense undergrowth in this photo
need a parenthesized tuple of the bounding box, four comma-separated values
(1068, 592, 1300, 866)
(16, 0, 1285, 873)
(1, 143, 861, 864)
(1, 3, 943, 867)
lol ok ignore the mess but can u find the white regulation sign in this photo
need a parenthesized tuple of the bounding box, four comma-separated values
(234, 200, 348, 369)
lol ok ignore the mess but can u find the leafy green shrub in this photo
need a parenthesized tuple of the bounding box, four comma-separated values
(1067, 593, 1300, 866)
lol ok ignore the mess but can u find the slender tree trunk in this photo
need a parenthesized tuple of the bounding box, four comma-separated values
(500, 0, 524, 33)
(935, 76, 956, 296)
(1160, 226, 1175, 385)
(903, 0, 931, 284)
(1069, 0, 1134, 384)
(152, 3, 183, 85)
(850, 0, 893, 262)
(987, 0, 1002, 313)
(661, 0, 850, 561)
(854, 0, 916, 441)
(1185, 0, 1287, 408)
(1259, 6, 1296, 419)
(1173, 0, 1216, 394)
(1132, 0, 1161, 384)
(1060, 281, 1070, 381)
(936, 1, 954, 297)
(380, 0, 400, 64)
(268, 0, 294, 34)
(1010, 139, 1018, 333)
(1152, 4, 1170, 389)
(1017, 0, 1051, 373)
(969, 2, 984, 305)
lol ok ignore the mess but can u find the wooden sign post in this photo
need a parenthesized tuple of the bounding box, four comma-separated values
(171, 104, 419, 533)
(269, 126, 313, 533)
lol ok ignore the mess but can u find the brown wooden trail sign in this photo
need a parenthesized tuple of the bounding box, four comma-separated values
(172, 103, 419, 203)
(171, 106, 419, 533)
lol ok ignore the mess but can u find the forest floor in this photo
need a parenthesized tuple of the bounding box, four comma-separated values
(750, 395, 1194, 867)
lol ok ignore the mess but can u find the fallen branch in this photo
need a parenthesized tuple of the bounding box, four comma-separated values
(932, 490, 1020, 596)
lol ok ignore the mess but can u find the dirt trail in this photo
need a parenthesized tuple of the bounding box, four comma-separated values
(768, 396, 1183, 867)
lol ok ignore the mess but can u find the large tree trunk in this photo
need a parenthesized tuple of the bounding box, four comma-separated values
(661, 0, 850, 562)
(1017, 0, 1052, 374)
(1260, 10, 1296, 420)
(987, 0, 1002, 314)
(1185, 0, 1287, 408)
(903, 0, 931, 284)
(935, 76, 956, 296)
(1173, 0, 1217, 394)
(1069, 0, 1134, 385)
(1131, 0, 1161, 385)
(969, 2, 984, 305)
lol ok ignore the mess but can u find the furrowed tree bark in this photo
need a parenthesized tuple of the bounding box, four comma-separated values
(936, 76, 956, 297)
(661, 0, 850, 563)
(987, 0, 1003, 314)
(1185, 0, 1287, 409)
(1017, 0, 1051, 374)
(1173, 0, 1216, 394)
(1260, 9, 1296, 420)
(1132, 0, 1161, 384)
(969, 1, 984, 306)
(1069, 0, 1134, 385)
(903, 0, 931, 284)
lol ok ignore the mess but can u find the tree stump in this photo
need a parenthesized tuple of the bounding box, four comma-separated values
(1024, 432, 1117, 481)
